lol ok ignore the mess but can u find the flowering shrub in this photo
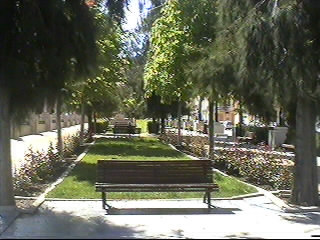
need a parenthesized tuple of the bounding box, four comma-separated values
(63, 132, 81, 157)
(13, 131, 85, 196)
(159, 132, 294, 190)
(213, 148, 293, 190)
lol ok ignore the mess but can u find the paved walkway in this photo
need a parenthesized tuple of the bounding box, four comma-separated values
(11, 124, 88, 170)
(1, 197, 320, 239)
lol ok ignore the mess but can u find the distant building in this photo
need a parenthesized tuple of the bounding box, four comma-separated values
(192, 97, 253, 125)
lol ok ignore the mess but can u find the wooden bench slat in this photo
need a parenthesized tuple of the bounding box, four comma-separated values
(98, 160, 212, 164)
(96, 183, 218, 187)
(96, 159, 219, 210)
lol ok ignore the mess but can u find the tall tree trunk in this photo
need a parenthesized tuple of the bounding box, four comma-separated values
(161, 117, 165, 134)
(291, 95, 319, 206)
(93, 111, 97, 135)
(56, 96, 63, 160)
(215, 101, 219, 122)
(239, 100, 244, 137)
(87, 109, 93, 137)
(177, 101, 182, 146)
(279, 107, 285, 126)
(285, 100, 297, 144)
(198, 97, 203, 121)
(0, 88, 15, 208)
(80, 101, 85, 144)
(209, 99, 215, 158)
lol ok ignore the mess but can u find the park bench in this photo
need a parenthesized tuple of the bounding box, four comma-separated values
(113, 120, 140, 134)
(95, 160, 219, 211)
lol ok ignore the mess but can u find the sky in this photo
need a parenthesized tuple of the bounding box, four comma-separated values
(123, 0, 152, 31)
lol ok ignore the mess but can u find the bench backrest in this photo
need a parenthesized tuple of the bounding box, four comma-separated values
(96, 160, 213, 184)
(114, 120, 135, 127)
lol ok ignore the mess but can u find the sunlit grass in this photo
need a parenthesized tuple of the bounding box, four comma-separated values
(136, 119, 151, 133)
(47, 137, 257, 199)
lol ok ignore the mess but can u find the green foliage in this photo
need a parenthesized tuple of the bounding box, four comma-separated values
(96, 119, 109, 133)
(146, 92, 189, 119)
(136, 119, 151, 133)
(148, 121, 160, 134)
(247, 126, 269, 144)
(144, 0, 192, 103)
(0, 1, 97, 117)
(120, 95, 146, 119)
(236, 125, 269, 144)
(68, 9, 128, 118)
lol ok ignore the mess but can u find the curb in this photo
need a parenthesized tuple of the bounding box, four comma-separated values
(0, 207, 20, 237)
(17, 141, 95, 214)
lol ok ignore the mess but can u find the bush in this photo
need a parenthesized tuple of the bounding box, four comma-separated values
(148, 121, 160, 134)
(235, 124, 247, 137)
(96, 120, 109, 133)
(13, 143, 62, 195)
(63, 133, 81, 157)
(247, 126, 269, 144)
(159, 132, 293, 190)
(214, 147, 293, 189)
(13, 131, 84, 196)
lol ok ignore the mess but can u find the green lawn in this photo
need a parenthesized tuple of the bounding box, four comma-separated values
(47, 137, 257, 199)
(136, 119, 151, 133)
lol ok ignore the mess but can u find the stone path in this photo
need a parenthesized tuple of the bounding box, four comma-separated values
(1, 197, 320, 239)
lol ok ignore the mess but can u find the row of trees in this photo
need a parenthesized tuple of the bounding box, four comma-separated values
(0, 0, 129, 210)
(144, 0, 320, 206)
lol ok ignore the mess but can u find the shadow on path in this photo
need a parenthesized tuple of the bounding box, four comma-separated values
(107, 207, 241, 215)
(281, 212, 320, 225)
(1, 207, 143, 239)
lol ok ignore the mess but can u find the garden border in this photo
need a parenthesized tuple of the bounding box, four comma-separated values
(167, 143, 320, 213)
(167, 143, 264, 200)
(15, 141, 96, 214)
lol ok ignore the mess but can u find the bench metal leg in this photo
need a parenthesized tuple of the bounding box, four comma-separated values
(102, 192, 106, 209)
(102, 192, 113, 213)
(207, 192, 211, 209)
(203, 192, 208, 203)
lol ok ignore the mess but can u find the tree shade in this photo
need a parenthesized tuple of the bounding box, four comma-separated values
(0, 0, 97, 208)
(200, 0, 320, 206)
(0, 0, 97, 116)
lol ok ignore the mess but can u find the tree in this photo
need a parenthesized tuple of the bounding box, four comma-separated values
(144, 0, 193, 144)
(177, 0, 218, 156)
(68, 7, 128, 137)
(202, 0, 320, 206)
(146, 92, 190, 133)
(0, 0, 97, 209)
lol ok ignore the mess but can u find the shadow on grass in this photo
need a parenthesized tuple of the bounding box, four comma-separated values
(70, 162, 97, 185)
(89, 138, 186, 159)
(1, 206, 143, 238)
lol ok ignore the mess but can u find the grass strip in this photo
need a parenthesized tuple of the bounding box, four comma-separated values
(48, 137, 257, 199)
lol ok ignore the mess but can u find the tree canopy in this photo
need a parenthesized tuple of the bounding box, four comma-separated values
(144, 0, 192, 104)
(0, 0, 97, 116)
